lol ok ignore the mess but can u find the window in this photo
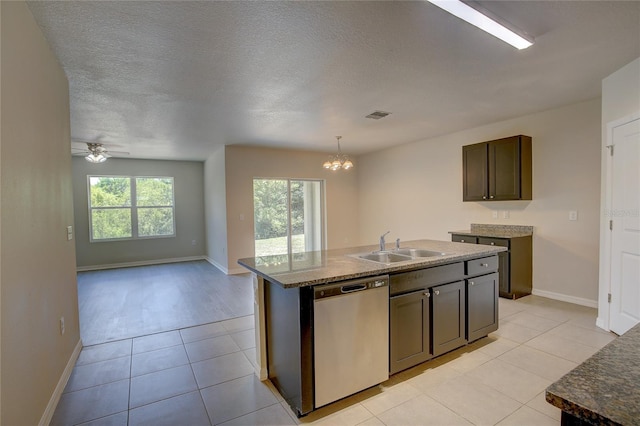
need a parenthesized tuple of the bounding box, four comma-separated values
(88, 176, 175, 241)
(253, 178, 325, 256)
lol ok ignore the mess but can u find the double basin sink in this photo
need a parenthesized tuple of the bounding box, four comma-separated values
(352, 248, 448, 265)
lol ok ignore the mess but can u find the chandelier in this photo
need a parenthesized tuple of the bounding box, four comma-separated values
(322, 136, 354, 171)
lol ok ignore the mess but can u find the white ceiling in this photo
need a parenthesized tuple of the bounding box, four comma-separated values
(27, 1, 640, 161)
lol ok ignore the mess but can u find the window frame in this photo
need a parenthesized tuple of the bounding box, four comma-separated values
(87, 175, 176, 242)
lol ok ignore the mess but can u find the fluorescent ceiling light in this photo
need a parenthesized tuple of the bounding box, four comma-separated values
(427, 0, 534, 50)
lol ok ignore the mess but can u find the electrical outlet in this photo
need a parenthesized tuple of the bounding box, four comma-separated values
(502, 211, 510, 219)
(492, 211, 498, 219)
(191, 239, 197, 245)
(569, 210, 578, 221)
(60, 317, 65, 335)
(67, 225, 73, 241)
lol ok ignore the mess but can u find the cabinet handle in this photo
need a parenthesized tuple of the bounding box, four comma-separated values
(470, 281, 475, 286)
(490, 242, 495, 246)
(481, 263, 489, 267)
(482, 196, 487, 200)
(423, 292, 430, 297)
(434, 290, 440, 295)
(490, 195, 495, 199)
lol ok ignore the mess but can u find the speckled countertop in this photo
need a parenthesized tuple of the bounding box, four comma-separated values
(450, 223, 534, 239)
(546, 323, 640, 425)
(237, 239, 505, 288)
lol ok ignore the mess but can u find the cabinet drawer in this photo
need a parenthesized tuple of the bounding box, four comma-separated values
(478, 237, 509, 248)
(390, 262, 464, 296)
(451, 234, 478, 244)
(466, 256, 499, 276)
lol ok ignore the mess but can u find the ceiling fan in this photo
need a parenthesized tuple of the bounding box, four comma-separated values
(71, 141, 129, 163)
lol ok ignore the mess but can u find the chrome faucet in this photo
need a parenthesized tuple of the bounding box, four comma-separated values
(379, 231, 390, 252)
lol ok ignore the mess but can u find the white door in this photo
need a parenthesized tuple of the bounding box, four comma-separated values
(610, 117, 640, 335)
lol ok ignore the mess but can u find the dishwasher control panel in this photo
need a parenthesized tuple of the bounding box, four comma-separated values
(313, 275, 389, 300)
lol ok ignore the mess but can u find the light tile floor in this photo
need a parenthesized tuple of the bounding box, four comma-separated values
(51, 296, 616, 425)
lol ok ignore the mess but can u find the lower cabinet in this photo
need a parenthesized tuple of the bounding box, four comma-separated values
(432, 281, 466, 356)
(467, 273, 499, 342)
(389, 256, 499, 375)
(452, 233, 532, 299)
(390, 290, 431, 374)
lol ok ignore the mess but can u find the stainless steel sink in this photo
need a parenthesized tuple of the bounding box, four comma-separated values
(352, 248, 449, 265)
(393, 248, 448, 258)
(357, 252, 413, 264)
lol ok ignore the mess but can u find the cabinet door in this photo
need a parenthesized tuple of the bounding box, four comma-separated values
(497, 251, 511, 297)
(488, 136, 522, 200)
(390, 290, 431, 374)
(467, 273, 499, 342)
(432, 281, 466, 356)
(463, 143, 488, 201)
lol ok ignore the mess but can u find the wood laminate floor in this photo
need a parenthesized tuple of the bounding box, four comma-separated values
(78, 261, 254, 346)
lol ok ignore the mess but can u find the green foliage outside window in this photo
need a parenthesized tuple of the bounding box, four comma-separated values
(89, 176, 174, 241)
(253, 179, 304, 240)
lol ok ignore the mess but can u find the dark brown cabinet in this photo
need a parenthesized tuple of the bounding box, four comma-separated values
(390, 290, 431, 374)
(463, 135, 532, 201)
(432, 281, 466, 356)
(467, 272, 499, 342)
(452, 234, 532, 299)
(389, 256, 499, 374)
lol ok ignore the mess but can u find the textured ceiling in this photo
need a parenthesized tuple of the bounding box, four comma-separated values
(27, 1, 640, 161)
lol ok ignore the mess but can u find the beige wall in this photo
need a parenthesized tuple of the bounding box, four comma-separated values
(358, 99, 602, 305)
(602, 58, 640, 127)
(1, 2, 80, 425)
(72, 157, 206, 269)
(598, 57, 640, 328)
(204, 146, 229, 271)
(221, 145, 359, 273)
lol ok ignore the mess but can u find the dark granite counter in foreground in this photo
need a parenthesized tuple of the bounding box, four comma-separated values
(546, 323, 640, 425)
(238, 239, 505, 288)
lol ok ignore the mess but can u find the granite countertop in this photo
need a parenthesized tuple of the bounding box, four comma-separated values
(546, 323, 640, 425)
(450, 223, 533, 239)
(237, 239, 505, 288)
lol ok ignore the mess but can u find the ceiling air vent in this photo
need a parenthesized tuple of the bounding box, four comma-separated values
(365, 111, 391, 120)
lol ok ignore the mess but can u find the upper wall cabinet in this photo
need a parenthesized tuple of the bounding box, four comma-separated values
(462, 135, 532, 201)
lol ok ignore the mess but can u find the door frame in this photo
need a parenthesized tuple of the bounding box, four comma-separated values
(597, 111, 640, 331)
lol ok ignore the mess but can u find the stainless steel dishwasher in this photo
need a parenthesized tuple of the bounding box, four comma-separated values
(313, 275, 389, 408)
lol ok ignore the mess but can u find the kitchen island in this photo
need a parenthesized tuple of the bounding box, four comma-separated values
(238, 239, 505, 416)
(546, 323, 640, 425)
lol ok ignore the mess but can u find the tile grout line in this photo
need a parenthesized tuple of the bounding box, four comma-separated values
(127, 338, 133, 426)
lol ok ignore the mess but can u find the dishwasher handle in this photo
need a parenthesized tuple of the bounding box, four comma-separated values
(341, 284, 367, 293)
(314, 275, 389, 300)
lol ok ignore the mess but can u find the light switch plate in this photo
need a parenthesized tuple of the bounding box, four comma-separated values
(569, 210, 578, 221)
(67, 225, 73, 241)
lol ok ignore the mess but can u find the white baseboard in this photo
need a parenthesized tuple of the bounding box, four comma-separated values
(531, 289, 598, 308)
(205, 257, 248, 275)
(228, 266, 249, 275)
(76, 256, 206, 272)
(596, 317, 609, 331)
(205, 257, 229, 274)
(40, 339, 83, 426)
